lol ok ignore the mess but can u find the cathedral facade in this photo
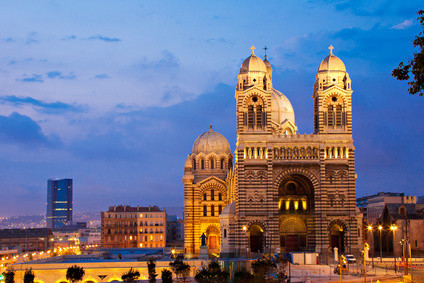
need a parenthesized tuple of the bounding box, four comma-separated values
(183, 46, 360, 258)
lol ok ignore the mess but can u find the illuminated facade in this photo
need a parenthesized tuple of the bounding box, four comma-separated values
(184, 46, 361, 258)
(101, 205, 166, 248)
(47, 178, 73, 229)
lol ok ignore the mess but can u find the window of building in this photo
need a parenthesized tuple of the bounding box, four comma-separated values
(224, 229, 227, 238)
(201, 159, 205, 169)
(218, 193, 222, 201)
(220, 158, 225, 169)
(203, 205, 207, 216)
(211, 205, 215, 216)
(211, 190, 215, 200)
(219, 205, 222, 214)
(193, 158, 196, 170)
(210, 159, 214, 169)
(203, 193, 207, 201)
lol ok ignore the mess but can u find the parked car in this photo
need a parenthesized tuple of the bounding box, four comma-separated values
(345, 254, 356, 263)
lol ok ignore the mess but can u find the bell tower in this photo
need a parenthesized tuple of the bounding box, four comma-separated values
(313, 46, 352, 134)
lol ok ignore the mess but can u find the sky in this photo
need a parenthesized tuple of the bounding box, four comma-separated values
(0, 0, 423, 217)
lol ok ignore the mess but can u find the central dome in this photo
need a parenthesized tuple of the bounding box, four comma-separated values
(192, 126, 231, 155)
(271, 89, 295, 125)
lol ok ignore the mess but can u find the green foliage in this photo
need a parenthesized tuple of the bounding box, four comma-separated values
(392, 10, 424, 96)
(147, 257, 157, 282)
(194, 260, 230, 283)
(121, 268, 140, 282)
(251, 259, 276, 281)
(66, 265, 85, 283)
(23, 268, 35, 283)
(233, 267, 253, 283)
(2, 269, 15, 283)
(161, 269, 173, 283)
(169, 257, 191, 282)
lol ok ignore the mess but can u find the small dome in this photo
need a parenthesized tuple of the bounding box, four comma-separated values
(318, 46, 346, 72)
(239, 48, 267, 74)
(263, 57, 273, 74)
(271, 89, 295, 125)
(220, 202, 236, 216)
(192, 126, 231, 155)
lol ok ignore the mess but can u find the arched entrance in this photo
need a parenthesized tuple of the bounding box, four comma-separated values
(329, 221, 346, 254)
(249, 224, 264, 253)
(278, 174, 315, 252)
(206, 225, 220, 253)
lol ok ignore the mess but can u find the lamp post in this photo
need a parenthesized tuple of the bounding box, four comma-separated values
(390, 224, 398, 273)
(378, 225, 383, 262)
(367, 225, 374, 268)
(242, 225, 248, 258)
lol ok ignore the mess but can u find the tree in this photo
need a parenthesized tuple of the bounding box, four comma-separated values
(66, 265, 85, 283)
(194, 260, 230, 283)
(169, 257, 191, 282)
(23, 268, 35, 283)
(233, 267, 253, 283)
(251, 259, 276, 282)
(2, 269, 15, 283)
(121, 268, 140, 282)
(392, 10, 424, 96)
(161, 269, 173, 283)
(147, 257, 158, 282)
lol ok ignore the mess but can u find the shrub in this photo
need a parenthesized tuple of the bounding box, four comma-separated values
(234, 267, 253, 283)
(121, 268, 140, 282)
(2, 269, 15, 283)
(169, 257, 191, 282)
(161, 269, 173, 283)
(147, 258, 157, 282)
(194, 260, 229, 283)
(23, 268, 35, 283)
(66, 265, 85, 283)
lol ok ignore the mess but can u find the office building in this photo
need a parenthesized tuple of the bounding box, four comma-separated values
(47, 178, 73, 228)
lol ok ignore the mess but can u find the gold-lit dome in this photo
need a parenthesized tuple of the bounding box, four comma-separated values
(318, 46, 346, 72)
(192, 126, 231, 155)
(264, 56, 273, 75)
(239, 46, 267, 74)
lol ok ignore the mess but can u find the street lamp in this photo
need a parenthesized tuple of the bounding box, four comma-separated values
(390, 224, 398, 273)
(378, 225, 383, 262)
(242, 226, 248, 258)
(367, 225, 374, 267)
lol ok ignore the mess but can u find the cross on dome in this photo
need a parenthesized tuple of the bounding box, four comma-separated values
(328, 45, 334, 55)
(250, 45, 256, 55)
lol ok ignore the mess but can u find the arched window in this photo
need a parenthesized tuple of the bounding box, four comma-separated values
(336, 105, 342, 126)
(201, 159, 205, 169)
(203, 193, 207, 201)
(328, 105, 334, 127)
(210, 159, 214, 169)
(248, 105, 254, 129)
(218, 193, 222, 201)
(256, 105, 263, 128)
(224, 229, 227, 238)
(192, 158, 196, 170)
(219, 205, 222, 214)
(211, 190, 215, 200)
(203, 205, 207, 216)
(220, 158, 225, 169)
(211, 205, 215, 216)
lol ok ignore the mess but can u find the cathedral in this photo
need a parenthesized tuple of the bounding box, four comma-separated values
(183, 46, 361, 259)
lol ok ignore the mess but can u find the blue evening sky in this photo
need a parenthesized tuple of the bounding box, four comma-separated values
(0, 1, 422, 216)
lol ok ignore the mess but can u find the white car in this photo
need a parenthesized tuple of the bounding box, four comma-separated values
(345, 254, 356, 263)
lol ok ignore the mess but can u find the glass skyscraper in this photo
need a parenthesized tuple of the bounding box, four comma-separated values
(47, 178, 73, 228)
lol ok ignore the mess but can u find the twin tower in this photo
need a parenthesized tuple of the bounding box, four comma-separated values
(183, 46, 360, 258)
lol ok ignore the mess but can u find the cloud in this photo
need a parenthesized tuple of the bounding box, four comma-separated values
(46, 71, 76, 80)
(392, 19, 414, 30)
(0, 95, 87, 114)
(94, 74, 111, 79)
(87, 35, 121, 42)
(0, 112, 60, 147)
(17, 74, 43, 83)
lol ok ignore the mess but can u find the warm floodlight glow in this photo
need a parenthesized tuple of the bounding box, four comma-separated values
(367, 225, 372, 231)
(378, 225, 382, 230)
(242, 226, 247, 232)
